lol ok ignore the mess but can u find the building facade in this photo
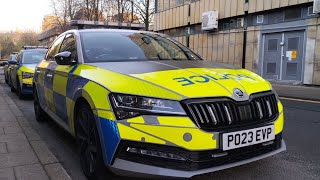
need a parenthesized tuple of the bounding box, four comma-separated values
(154, 0, 320, 85)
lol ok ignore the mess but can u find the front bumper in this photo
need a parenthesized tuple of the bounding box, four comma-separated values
(21, 83, 33, 94)
(109, 139, 286, 178)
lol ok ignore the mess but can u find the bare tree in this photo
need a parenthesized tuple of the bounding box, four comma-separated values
(105, 0, 132, 22)
(131, 0, 155, 30)
(50, 0, 80, 31)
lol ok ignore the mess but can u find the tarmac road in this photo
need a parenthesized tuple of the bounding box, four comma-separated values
(1, 71, 319, 180)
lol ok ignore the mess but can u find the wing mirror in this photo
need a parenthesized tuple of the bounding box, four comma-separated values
(8, 60, 17, 65)
(54, 51, 76, 65)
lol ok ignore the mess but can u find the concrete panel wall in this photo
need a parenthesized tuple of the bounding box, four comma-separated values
(314, 18, 320, 85)
(249, 0, 313, 13)
(309, 18, 320, 85)
(179, 30, 244, 68)
(154, 0, 246, 30)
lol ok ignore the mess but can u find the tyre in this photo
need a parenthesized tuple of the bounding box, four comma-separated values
(17, 80, 24, 99)
(76, 103, 111, 180)
(33, 87, 46, 122)
(10, 79, 15, 92)
(5, 73, 8, 84)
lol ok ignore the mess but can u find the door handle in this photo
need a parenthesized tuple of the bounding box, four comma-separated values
(35, 70, 40, 73)
(46, 74, 53, 78)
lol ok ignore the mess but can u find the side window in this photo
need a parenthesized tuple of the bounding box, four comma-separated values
(60, 34, 77, 62)
(16, 53, 22, 64)
(46, 35, 65, 61)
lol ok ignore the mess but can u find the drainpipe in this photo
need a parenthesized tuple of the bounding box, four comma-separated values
(242, 11, 248, 69)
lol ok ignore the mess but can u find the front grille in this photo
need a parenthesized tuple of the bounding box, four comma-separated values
(183, 92, 279, 131)
(117, 134, 282, 171)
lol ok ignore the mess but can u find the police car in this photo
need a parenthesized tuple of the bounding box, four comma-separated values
(33, 29, 285, 178)
(4, 52, 18, 84)
(9, 46, 47, 99)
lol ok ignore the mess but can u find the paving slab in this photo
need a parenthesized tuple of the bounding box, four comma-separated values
(30, 140, 58, 165)
(0, 167, 15, 180)
(14, 164, 49, 180)
(0, 133, 27, 143)
(8, 104, 23, 117)
(0, 142, 7, 153)
(4, 126, 23, 134)
(6, 140, 33, 153)
(0, 81, 70, 180)
(0, 96, 8, 105)
(16, 117, 31, 127)
(44, 163, 71, 180)
(21, 126, 41, 141)
(3, 95, 15, 105)
(0, 121, 20, 128)
(0, 109, 16, 122)
(0, 151, 38, 168)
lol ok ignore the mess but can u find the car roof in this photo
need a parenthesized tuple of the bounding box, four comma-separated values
(21, 49, 47, 52)
(64, 28, 159, 36)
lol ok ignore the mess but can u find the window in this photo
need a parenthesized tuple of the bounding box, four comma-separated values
(307, 6, 316, 16)
(268, 39, 278, 51)
(16, 53, 22, 64)
(257, 15, 264, 23)
(267, 63, 276, 74)
(46, 35, 65, 61)
(229, 19, 236, 29)
(268, 12, 283, 24)
(286, 63, 297, 76)
(22, 50, 47, 64)
(237, 18, 243, 28)
(288, 37, 299, 50)
(284, 7, 301, 20)
(223, 22, 230, 30)
(9, 54, 17, 61)
(60, 34, 77, 62)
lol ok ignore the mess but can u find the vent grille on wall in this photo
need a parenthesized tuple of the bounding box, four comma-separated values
(257, 15, 264, 23)
(314, 0, 320, 14)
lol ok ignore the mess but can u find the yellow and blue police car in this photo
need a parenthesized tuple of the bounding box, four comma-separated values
(33, 29, 285, 178)
(9, 47, 47, 99)
(4, 52, 18, 84)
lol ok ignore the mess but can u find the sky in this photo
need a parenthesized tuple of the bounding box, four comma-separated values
(0, 0, 52, 32)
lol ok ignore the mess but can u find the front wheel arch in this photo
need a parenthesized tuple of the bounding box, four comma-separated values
(73, 98, 112, 178)
(71, 95, 107, 162)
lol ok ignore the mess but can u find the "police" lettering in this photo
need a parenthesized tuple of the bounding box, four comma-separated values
(173, 74, 256, 86)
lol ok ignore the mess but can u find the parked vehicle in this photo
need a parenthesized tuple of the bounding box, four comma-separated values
(33, 29, 285, 179)
(4, 52, 18, 84)
(9, 47, 47, 99)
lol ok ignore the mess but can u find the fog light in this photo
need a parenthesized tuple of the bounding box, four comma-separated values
(126, 147, 186, 161)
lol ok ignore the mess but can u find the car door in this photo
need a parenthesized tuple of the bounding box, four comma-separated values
(35, 35, 65, 112)
(52, 33, 78, 126)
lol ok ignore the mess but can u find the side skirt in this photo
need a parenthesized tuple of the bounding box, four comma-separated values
(42, 105, 73, 135)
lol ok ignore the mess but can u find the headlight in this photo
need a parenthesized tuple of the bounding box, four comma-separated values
(110, 93, 186, 120)
(22, 72, 33, 79)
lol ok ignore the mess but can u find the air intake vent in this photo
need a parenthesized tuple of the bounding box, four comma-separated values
(183, 92, 278, 131)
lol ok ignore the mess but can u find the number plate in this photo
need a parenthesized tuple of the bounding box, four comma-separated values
(222, 125, 275, 151)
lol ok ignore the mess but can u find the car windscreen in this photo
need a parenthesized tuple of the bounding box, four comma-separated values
(9, 54, 17, 60)
(22, 50, 46, 64)
(80, 31, 201, 63)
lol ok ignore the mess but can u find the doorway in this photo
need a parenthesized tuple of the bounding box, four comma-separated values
(262, 30, 304, 81)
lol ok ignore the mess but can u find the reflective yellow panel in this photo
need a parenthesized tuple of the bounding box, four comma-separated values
(130, 124, 216, 150)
